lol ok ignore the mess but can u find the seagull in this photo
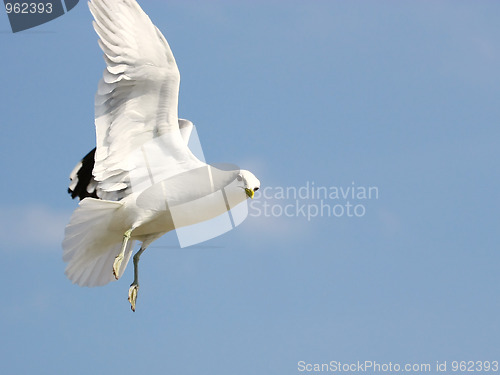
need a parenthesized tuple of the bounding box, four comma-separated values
(63, 0, 260, 311)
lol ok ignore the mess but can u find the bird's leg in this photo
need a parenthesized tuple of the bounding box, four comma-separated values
(113, 228, 133, 280)
(128, 246, 147, 312)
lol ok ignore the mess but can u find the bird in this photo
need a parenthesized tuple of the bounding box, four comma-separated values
(63, 0, 260, 312)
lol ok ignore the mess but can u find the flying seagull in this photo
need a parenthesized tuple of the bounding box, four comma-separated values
(63, 0, 260, 311)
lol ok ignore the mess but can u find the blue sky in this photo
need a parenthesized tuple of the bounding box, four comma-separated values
(1, 1, 499, 374)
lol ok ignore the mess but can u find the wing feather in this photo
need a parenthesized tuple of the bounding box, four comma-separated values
(88, 0, 181, 200)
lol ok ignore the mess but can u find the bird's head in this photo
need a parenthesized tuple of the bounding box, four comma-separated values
(237, 170, 260, 199)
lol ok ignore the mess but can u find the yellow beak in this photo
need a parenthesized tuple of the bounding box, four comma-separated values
(245, 188, 254, 199)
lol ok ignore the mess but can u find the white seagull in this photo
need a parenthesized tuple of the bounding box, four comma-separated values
(63, 0, 260, 311)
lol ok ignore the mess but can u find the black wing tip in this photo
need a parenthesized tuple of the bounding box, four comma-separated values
(68, 187, 77, 199)
(67, 188, 99, 200)
(67, 148, 99, 201)
(67, 187, 98, 200)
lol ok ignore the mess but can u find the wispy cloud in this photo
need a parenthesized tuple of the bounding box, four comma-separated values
(0, 205, 71, 251)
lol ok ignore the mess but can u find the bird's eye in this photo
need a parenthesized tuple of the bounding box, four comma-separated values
(236, 174, 242, 181)
(254, 187, 259, 192)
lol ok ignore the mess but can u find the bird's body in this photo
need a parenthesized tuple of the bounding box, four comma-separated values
(63, 0, 260, 310)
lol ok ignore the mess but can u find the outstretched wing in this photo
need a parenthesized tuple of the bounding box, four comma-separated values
(89, 0, 181, 199)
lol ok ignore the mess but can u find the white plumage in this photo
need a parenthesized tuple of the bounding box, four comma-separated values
(63, 199, 134, 286)
(63, 0, 260, 311)
(90, 0, 184, 200)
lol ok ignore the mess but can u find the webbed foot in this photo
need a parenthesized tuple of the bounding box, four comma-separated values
(128, 284, 139, 312)
(113, 254, 124, 280)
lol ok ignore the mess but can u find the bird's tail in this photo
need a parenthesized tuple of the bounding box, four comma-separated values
(62, 198, 135, 287)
